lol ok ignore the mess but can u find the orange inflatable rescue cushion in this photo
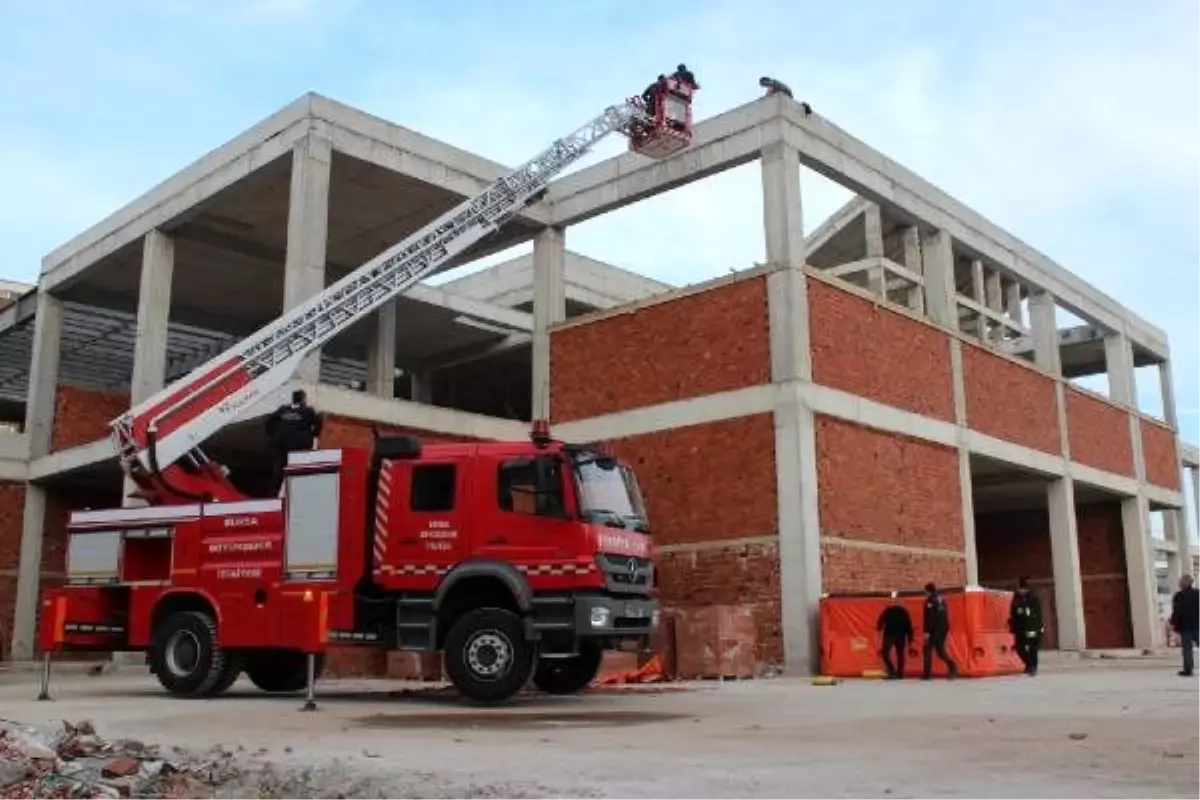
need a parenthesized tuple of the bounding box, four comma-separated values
(819, 586, 1024, 678)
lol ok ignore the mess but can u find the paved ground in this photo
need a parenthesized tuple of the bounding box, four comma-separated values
(1, 653, 1196, 798)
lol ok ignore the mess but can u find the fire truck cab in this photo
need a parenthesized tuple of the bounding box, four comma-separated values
(39, 424, 659, 704)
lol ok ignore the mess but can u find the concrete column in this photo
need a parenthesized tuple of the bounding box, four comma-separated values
(863, 204, 885, 296)
(985, 272, 1003, 343)
(11, 290, 63, 660)
(1164, 509, 1184, 591)
(130, 230, 174, 404)
(1121, 493, 1158, 648)
(901, 226, 924, 313)
(949, 340, 979, 584)
(409, 371, 433, 404)
(1029, 290, 1061, 374)
(1158, 360, 1178, 430)
(1104, 333, 1135, 407)
(283, 135, 332, 384)
(761, 141, 822, 674)
(920, 229, 955, 328)
(970, 260, 987, 339)
(365, 302, 397, 398)
(1005, 280, 1024, 327)
(531, 226, 565, 421)
(1047, 478, 1086, 650)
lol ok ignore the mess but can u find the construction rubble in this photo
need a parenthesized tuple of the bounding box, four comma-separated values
(0, 717, 378, 799)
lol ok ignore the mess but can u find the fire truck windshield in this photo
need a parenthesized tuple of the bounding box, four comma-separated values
(572, 455, 648, 532)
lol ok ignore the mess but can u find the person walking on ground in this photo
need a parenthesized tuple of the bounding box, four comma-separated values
(1009, 577, 1044, 675)
(922, 582, 959, 679)
(1169, 574, 1199, 677)
(876, 592, 914, 679)
(265, 389, 324, 497)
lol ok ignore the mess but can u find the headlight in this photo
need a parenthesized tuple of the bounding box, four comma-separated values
(589, 606, 611, 628)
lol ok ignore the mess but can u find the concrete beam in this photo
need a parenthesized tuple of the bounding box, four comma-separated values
(407, 284, 532, 333)
(779, 105, 1169, 359)
(547, 96, 781, 227)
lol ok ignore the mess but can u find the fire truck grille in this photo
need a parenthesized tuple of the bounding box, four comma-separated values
(597, 554, 654, 593)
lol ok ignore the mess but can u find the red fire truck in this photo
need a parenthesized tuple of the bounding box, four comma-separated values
(35, 76, 696, 705)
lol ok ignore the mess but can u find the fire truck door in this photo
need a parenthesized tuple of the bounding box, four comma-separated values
(476, 454, 570, 563)
(388, 458, 469, 572)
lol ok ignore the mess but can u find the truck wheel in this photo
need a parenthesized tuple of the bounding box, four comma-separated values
(205, 654, 244, 697)
(245, 651, 323, 693)
(533, 641, 603, 695)
(444, 608, 535, 704)
(150, 610, 228, 698)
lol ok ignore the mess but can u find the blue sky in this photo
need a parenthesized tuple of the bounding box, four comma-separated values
(1, 0, 1197, 457)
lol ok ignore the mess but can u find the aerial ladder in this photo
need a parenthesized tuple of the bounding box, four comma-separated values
(113, 77, 697, 506)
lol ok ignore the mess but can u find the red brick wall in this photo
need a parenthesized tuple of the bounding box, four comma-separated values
(52, 386, 130, 452)
(1076, 502, 1132, 649)
(599, 414, 780, 665)
(816, 416, 965, 594)
(549, 276, 771, 422)
(974, 503, 1133, 649)
(0, 575, 14, 661)
(962, 345, 1060, 454)
(1139, 418, 1180, 491)
(809, 278, 955, 421)
(820, 542, 966, 593)
(657, 541, 781, 664)
(607, 414, 777, 548)
(317, 415, 485, 451)
(1, 482, 25, 571)
(1066, 389, 1134, 477)
(816, 416, 963, 552)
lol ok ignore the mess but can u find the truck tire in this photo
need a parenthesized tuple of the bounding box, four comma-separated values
(205, 655, 244, 697)
(245, 651, 324, 693)
(444, 608, 535, 704)
(533, 641, 603, 695)
(150, 610, 229, 698)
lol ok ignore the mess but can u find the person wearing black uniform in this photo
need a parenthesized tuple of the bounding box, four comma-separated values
(1169, 574, 1199, 677)
(672, 63, 698, 89)
(922, 582, 958, 679)
(876, 592, 914, 679)
(1009, 577, 1044, 675)
(265, 389, 324, 496)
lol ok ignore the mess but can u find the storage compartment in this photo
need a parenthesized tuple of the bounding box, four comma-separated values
(66, 531, 122, 585)
(284, 471, 340, 579)
(121, 529, 173, 583)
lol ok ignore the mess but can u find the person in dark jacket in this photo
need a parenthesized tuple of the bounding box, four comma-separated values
(265, 389, 324, 496)
(1009, 577, 1044, 675)
(876, 592, 914, 679)
(672, 63, 699, 89)
(922, 583, 958, 679)
(1169, 574, 1198, 677)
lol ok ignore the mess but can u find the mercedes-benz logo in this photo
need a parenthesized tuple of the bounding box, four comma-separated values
(626, 557, 638, 575)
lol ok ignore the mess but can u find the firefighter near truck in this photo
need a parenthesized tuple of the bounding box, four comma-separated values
(33, 75, 697, 705)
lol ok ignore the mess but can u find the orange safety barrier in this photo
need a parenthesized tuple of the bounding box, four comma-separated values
(819, 587, 1025, 678)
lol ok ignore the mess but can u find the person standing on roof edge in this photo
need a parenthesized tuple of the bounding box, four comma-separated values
(921, 582, 958, 679)
(876, 591, 914, 680)
(1009, 577, 1044, 676)
(265, 388, 324, 497)
(1169, 574, 1198, 677)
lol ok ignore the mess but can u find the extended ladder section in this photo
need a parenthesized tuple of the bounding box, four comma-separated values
(113, 99, 664, 487)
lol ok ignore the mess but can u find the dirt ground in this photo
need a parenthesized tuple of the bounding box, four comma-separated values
(1, 652, 1196, 798)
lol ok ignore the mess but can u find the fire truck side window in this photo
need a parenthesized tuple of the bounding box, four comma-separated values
(410, 464, 456, 512)
(498, 457, 564, 517)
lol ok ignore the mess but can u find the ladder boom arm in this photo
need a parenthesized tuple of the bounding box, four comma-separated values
(113, 100, 650, 482)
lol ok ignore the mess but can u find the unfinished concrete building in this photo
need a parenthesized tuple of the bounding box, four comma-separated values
(1, 91, 1196, 671)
